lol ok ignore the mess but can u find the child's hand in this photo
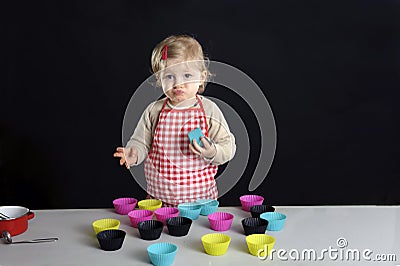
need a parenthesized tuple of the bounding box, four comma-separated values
(189, 137, 217, 160)
(113, 147, 138, 169)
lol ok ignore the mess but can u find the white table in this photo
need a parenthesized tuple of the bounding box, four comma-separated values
(0, 206, 399, 266)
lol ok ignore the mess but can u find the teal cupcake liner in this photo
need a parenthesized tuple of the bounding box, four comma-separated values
(196, 199, 219, 216)
(260, 212, 287, 231)
(178, 203, 201, 220)
(147, 242, 178, 266)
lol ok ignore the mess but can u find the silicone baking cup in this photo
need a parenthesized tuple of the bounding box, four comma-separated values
(196, 199, 219, 216)
(260, 212, 287, 231)
(113, 197, 138, 215)
(246, 234, 276, 257)
(138, 199, 162, 212)
(92, 218, 120, 235)
(241, 217, 269, 235)
(137, 220, 164, 241)
(96, 229, 126, 251)
(207, 212, 234, 231)
(178, 203, 202, 220)
(201, 233, 231, 256)
(166, 217, 192, 237)
(154, 207, 180, 225)
(128, 209, 153, 228)
(250, 205, 275, 218)
(147, 242, 178, 266)
(239, 195, 264, 211)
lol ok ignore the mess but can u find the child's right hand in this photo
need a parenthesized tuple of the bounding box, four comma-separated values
(113, 147, 138, 169)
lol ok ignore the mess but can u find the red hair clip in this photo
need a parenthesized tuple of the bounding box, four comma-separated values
(161, 45, 168, 60)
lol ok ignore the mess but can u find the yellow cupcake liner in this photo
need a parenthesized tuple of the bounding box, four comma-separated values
(138, 199, 163, 212)
(92, 218, 120, 235)
(246, 234, 276, 257)
(201, 233, 231, 256)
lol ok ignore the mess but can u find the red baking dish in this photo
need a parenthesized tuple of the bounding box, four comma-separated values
(0, 206, 35, 236)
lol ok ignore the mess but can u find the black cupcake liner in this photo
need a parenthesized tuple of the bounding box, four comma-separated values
(250, 205, 275, 218)
(96, 229, 126, 251)
(137, 220, 164, 240)
(166, 217, 192, 237)
(241, 217, 269, 236)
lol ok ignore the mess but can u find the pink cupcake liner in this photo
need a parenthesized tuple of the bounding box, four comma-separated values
(128, 209, 153, 228)
(154, 207, 180, 225)
(239, 195, 264, 211)
(208, 212, 234, 231)
(113, 197, 138, 215)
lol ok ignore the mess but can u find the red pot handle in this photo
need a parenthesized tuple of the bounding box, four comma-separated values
(27, 211, 35, 220)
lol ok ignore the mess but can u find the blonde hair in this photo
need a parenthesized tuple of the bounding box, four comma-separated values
(151, 34, 210, 93)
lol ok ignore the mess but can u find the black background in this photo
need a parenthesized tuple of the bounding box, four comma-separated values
(2, 0, 399, 209)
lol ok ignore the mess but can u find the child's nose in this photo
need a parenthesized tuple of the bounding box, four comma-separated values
(173, 78, 185, 88)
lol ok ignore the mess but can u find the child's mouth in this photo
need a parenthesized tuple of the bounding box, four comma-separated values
(173, 89, 184, 95)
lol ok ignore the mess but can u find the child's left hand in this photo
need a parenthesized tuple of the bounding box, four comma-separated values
(189, 136, 217, 159)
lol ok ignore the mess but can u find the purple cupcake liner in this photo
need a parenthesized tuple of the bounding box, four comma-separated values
(154, 207, 180, 225)
(208, 212, 234, 231)
(113, 197, 138, 215)
(128, 209, 153, 228)
(239, 195, 264, 211)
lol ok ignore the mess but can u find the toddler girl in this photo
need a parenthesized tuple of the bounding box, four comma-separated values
(114, 35, 236, 206)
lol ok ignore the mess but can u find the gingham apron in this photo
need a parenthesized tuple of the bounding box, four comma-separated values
(144, 96, 218, 207)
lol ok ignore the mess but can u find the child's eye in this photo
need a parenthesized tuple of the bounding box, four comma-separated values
(164, 74, 174, 80)
(184, 73, 192, 78)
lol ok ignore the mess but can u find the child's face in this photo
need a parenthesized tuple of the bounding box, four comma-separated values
(161, 59, 206, 105)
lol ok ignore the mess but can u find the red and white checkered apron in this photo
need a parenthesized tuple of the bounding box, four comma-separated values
(144, 96, 218, 207)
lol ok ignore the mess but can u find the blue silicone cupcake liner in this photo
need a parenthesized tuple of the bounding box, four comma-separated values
(196, 199, 219, 216)
(147, 242, 178, 266)
(260, 212, 287, 231)
(178, 203, 202, 220)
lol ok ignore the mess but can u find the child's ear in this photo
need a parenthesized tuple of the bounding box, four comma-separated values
(197, 70, 207, 93)
(201, 70, 207, 83)
(155, 72, 162, 87)
(198, 84, 204, 94)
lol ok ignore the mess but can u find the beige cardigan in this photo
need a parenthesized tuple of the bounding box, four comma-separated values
(126, 96, 236, 166)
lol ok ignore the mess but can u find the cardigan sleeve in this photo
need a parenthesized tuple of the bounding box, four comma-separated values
(203, 98, 236, 165)
(125, 101, 161, 165)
